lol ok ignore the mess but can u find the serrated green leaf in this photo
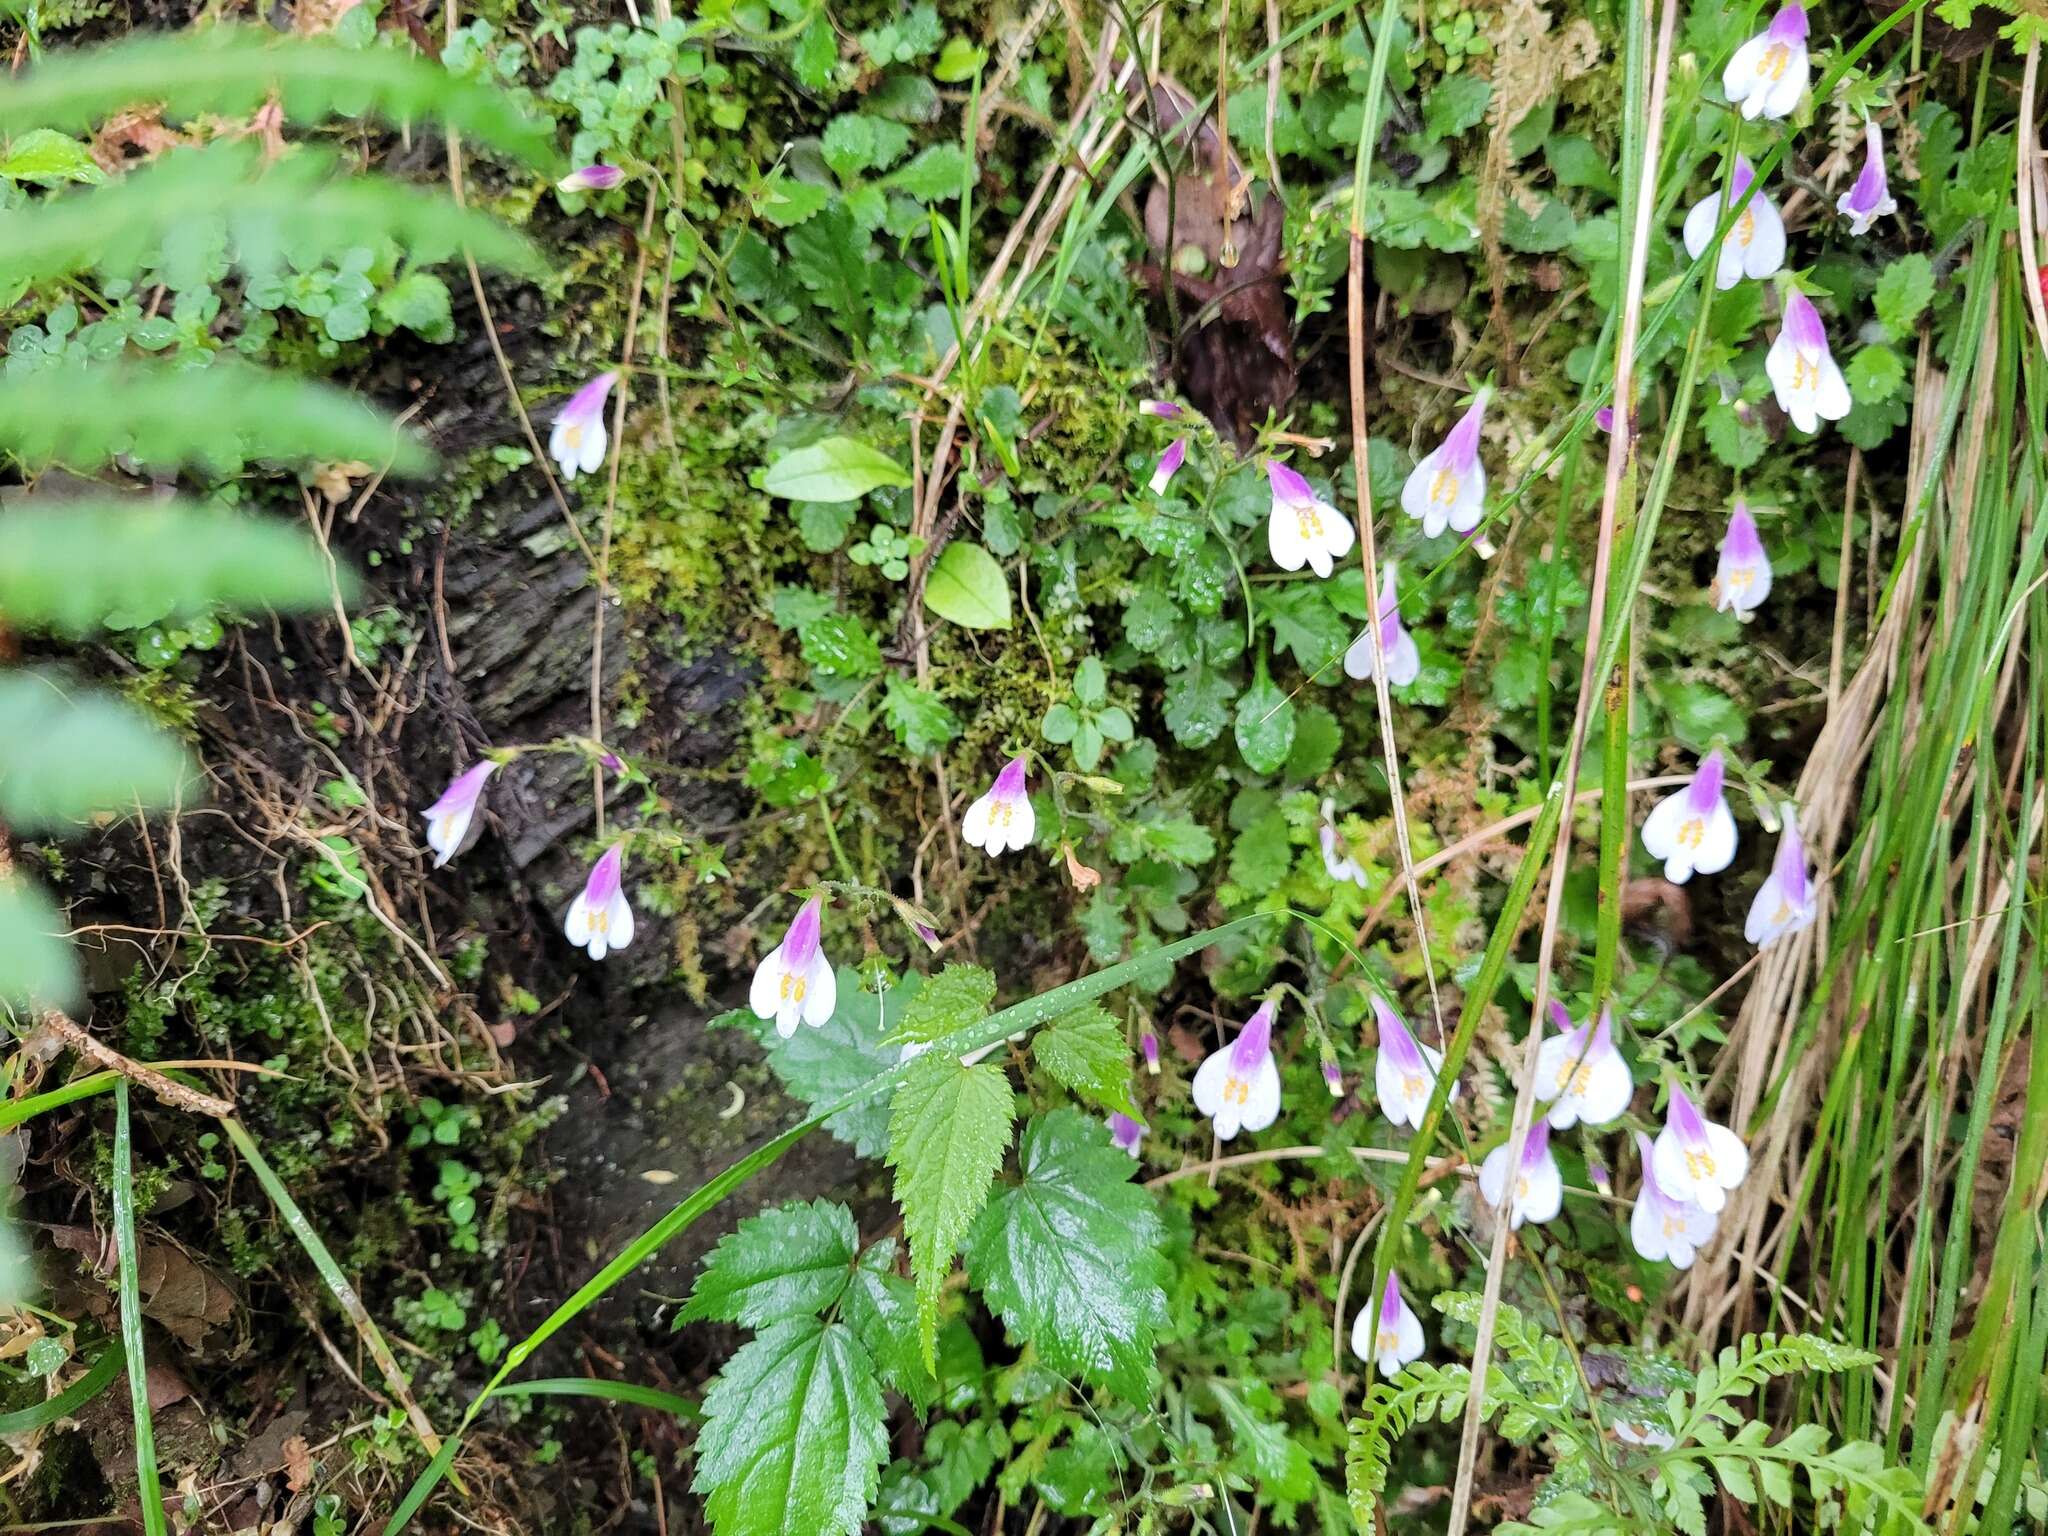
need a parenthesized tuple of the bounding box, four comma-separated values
(0, 128, 104, 185)
(923, 542, 1012, 630)
(1234, 676, 1296, 775)
(0, 674, 194, 830)
(764, 436, 912, 502)
(886, 1053, 1015, 1365)
(1212, 1381, 1315, 1500)
(1845, 344, 1906, 405)
(843, 1240, 935, 1411)
(1422, 75, 1492, 141)
(693, 1317, 888, 1536)
(1874, 253, 1935, 339)
(1702, 399, 1767, 471)
(681, 1199, 858, 1328)
(1030, 1006, 1136, 1114)
(963, 1109, 1168, 1401)
(893, 964, 995, 1044)
(1164, 665, 1233, 748)
(880, 676, 959, 755)
(0, 877, 79, 1012)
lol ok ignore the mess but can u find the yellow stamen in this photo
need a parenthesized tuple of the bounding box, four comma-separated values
(1429, 469, 1459, 506)
(1792, 354, 1818, 392)
(1735, 208, 1755, 247)
(779, 971, 807, 1003)
(564, 424, 584, 450)
(1684, 1149, 1716, 1181)
(1295, 507, 1324, 541)
(1757, 42, 1788, 80)
(1403, 1073, 1424, 1099)
(1677, 817, 1706, 849)
(1224, 1076, 1250, 1106)
(1662, 1214, 1687, 1238)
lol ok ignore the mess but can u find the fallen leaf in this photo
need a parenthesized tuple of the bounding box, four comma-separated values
(282, 1433, 313, 1493)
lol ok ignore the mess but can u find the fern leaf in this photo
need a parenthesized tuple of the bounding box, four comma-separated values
(1346, 1363, 1473, 1525)
(0, 141, 541, 292)
(0, 30, 555, 168)
(0, 499, 348, 636)
(0, 362, 429, 475)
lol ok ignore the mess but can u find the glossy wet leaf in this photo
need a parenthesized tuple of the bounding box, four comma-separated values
(923, 541, 1012, 630)
(681, 1199, 858, 1329)
(892, 963, 995, 1045)
(1030, 1006, 1137, 1115)
(763, 436, 912, 502)
(842, 1239, 936, 1411)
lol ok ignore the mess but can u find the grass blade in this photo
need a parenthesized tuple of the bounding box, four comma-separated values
(0, 1337, 123, 1435)
(111, 1080, 165, 1536)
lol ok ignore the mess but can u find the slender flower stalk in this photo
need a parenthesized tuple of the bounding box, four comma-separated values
(1343, 562, 1422, 686)
(1640, 750, 1739, 883)
(1682, 155, 1786, 290)
(1265, 461, 1355, 578)
(1629, 1130, 1718, 1269)
(558, 164, 626, 193)
(1351, 1272, 1426, 1375)
(748, 896, 837, 1038)
(1714, 503, 1773, 614)
(563, 844, 635, 961)
(1320, 798, 1370, 888)
(1836, 119, 1896, 235)
(1372, 997, 1453, 1131)
(1108, 1112, 1147, 1156)
(1765, 290, 1851, 433)
(961, 757, 1035, 856)
(1477, 1119, 1564, 1228)
(1400, 389, 1489, 538)
(422, 761, 496, 868)
(1148, 437, 1187, 495)
(1535, 1002, 1633, 1129)
(1745, 802, 1819, 947)
(1651, 1083, 1750, 1214)
(549, 370, 618, 480)
(1191, 999, 1282, 1141)
(1723, 3, 1810, 121)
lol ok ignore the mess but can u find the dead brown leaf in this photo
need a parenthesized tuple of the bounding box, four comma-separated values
(282, 1433, 313, 1493)
(50, 1224, 239, 1348)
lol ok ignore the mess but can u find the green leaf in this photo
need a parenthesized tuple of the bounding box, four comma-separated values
(0, 877, 79, 1012)
(1845, 345, 1907, 405)
(1234, 675, 1296, 775)
(1286, 703, 1343, 778)
(796, 500, 857, 553)
(1702, 399, 1766, 471)
(886, 1053, 1015, 1365)
(763, 437, 912, 502)
(1212, 1381, 1315, 1500)
(0, 501, 345, 636)
(1141, 818, 1216, 866)
(1503, 195, 1576, 254)
(842, 1240, 936, 1410)
(932, 37, 986, 82)
(1164, 665, 1233, 749)
(963, 1109, 1168, 1401)
(880, 676, 959, 755)
(1660, 680, 1747, 751)
(0, 128, 105, 185)
(893, 964, 996, 1044)
(799, 614, 883, 680)
(1030, 1006, 1136, 1115)
(923, 542, 1012, 630)
(1423, 76, 1491, 141)
(1873, 253, 1934, 339)
(0, 674, 193, 830)
(1546, 134, 1617, 195)
(376, 271, 454, 341)
(723, 969, 907, 1157)
(693, 1317, 888, 1536)
(886, 144, 970, 202)
(681, 1199, 858, 1328)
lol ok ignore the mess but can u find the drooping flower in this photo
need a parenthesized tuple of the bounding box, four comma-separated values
(1723, 3, 1810, 121)
(962, 756, 1035, 857)
(1149, 437, 1187, 495)
(563, 844, 635, 962)
(748, 896, 837, 1038)
(1681, 156, 1786, 290)
(1595, 406, 1616, 433)
(557, 164, 626, 194)
(1837, 119, 1897, 235)
(1373, 997, 1453, 1131)
(1765, 290, 1851, 434)
(1320, 797, 1370, 888)
(549, 370, 618, 480)
(1265, 461, 1355, 578)
(1139, 399, 1183, 419)
(1350, 1272, 1426, 1376)
(422, 761, 496, 869)
(1322, 1059, 1344, 1096)
(1745, 803, 1819, 948)
(1343, 562, 1422, 687)
(1140, 1030, 1161, 1075)
(1641, 750, 1739, 883)
(1108, 1112, 1147, 1156)
(1651, 1083, 1750, 1214)
(1400, 389, 1489, 538)
(1629, 1130, 1719, 1269)
(1191, 999, 1282, 1141)
(1714, 503, 1773, 615)
(1535, 1001, 1633, 1129)
(1477, 1119, 1564, 1228)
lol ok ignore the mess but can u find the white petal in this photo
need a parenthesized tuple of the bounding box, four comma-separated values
(1343, 633, 1374, 681)
(749, 945, 786, 1020)
(548, 419, 577, 480)
(605, 892, 635, 952)
(1681, 194, 1718, 263)
(1268, 504, 1308, 571)
(1814, 357, 1852, 422)
(961, 791, 994, 851)
(775, 998, 802, 1038)
(1706, 1122, 1751, 1192)
(1400, 457, 1439, 524)
(586, 932, 610, 961)
(579, 418, 609, 475)
(1578, 1053, 1634, 1127)
(1692, 804, 1739, 875)
(1763, 54, 1808, 118)
(1320, 506, 1357, 562)
(1349, 1303, 1373, 1363)
(1630, 1197, 1668, 1262)
(1191, 1047, 1231, 1118)
(1238, 1056, 1282, 1132)
(563, 892, 593, 946)
(1393, 1307, 1425, 1366)
(1652, 1128, 1700, 1206)
(427, 807, 471, 868)
(1519, 1156, 1564, 1225)
(1304, 537, 1334, 579)
(1722, 35, 1769, 102)
(1745, 873, 1789, 945)
(802, 952, 837, 1025)
(1478, 1144, 1512, 1207)
(1743, 196, 1787, 279)
(1446, 465, 1487, 534)
(1639, 790, 1691, 863)
(1004, 796, 1037, 852)
(1386, 632, 1420, 687)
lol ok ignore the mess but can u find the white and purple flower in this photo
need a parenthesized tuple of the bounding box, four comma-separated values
(549, 370, 618, 480)
(1641, 750, 1739, 883)
(1373, 997, 1452, 1131)
(1629, 1130, 1719, 1270)
(1322, 1058, 1344, 1096)
(423, 761, 496, 869)
(1401, 389, 1489, 538)
(1477, 1119, 1564, 1229)
(748, 896, 837, 1038)
(1351, 1272, 1427, 1376)
(1344, 562, 1422, 687)
(1715, 503, 1773, 615)
(1191, 998, 1282, 1141)
(558, 164, 626, 194)
(1745, 803, 1819, 948)
(1141, 1029, 1161, 1075)
(1535, 1001, 1633, 1129)
(563, 843, 635, 961)
(961, 756, 1035, 857)
(1265, 460, 1355, 578)
(1837, 119, 1897, 235)
(1139, 399, 1183, 419)
(1149, 437, 1187, 495)
(1682, 156, 1785, 290)
(1766, 290, 1852, 434)
(1652, 1084, 1750, 1214)
(1108, 1112, 1147, 1157)
(1320, 797, 1370, 888)
(1723, 3, 1810, 121)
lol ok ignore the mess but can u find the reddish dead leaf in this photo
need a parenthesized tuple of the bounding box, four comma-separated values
(90, 108, 188, 173)
(282, 1433, 314, 1493)
(1061, 842, 1101, 891)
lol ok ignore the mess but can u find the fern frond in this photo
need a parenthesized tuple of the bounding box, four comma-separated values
(0, 499, 348, 636)
(0, 362, 430, 475)
(0, 142, 541, 292)
(0, 30, 555, 168)
(1433, 1290, 1580, 1412)
(1346, 1363, 1473, 1526)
